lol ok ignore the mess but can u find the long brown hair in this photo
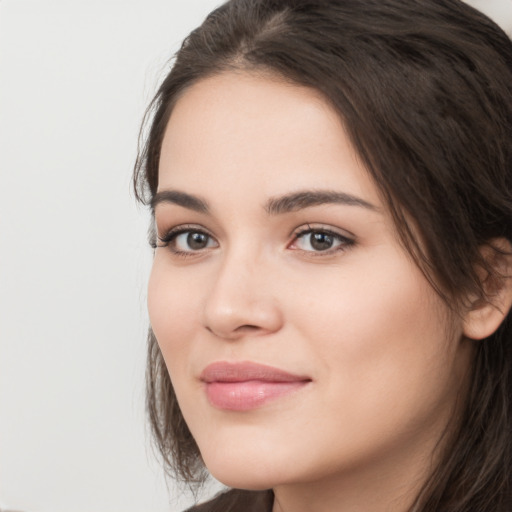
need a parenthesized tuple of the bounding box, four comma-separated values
(134, 1, 512, 509)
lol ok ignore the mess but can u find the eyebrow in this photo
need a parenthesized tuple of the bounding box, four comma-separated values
(151, 190, 209, 213)
(151, 188, 378, 215)
(265, 190, 378, 215)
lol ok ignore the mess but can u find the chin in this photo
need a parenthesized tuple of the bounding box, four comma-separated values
(198, 438, 292, 490)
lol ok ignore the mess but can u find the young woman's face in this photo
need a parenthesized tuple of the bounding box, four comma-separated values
(148, 72, 473, 493)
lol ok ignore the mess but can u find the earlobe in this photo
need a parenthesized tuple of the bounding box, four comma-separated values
(463, 238, 512, 340)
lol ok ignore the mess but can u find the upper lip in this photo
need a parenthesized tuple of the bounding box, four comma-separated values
(200, 361, 311, 383)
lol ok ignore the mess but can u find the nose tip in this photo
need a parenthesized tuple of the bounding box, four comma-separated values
(204, 300, 283, 340)
(202, 266, 284, 340)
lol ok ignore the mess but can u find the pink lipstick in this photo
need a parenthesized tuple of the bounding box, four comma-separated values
(200, 361, 311, 411)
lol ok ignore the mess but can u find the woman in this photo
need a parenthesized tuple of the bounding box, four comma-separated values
(133, 0, 512, 510)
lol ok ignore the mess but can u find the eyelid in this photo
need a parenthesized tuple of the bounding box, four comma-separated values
(156, 224, 218, 254)
(291, 221, 355, 237)
(153, 222, 355, 257)
(289, 224, 356, 254)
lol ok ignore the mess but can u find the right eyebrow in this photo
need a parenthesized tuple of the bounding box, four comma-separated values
(151, 190, 209, 214)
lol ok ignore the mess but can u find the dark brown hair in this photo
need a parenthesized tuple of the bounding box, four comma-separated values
(134, 1, 512, 510)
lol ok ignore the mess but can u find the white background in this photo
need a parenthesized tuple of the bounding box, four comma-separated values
(0, 1, 511, 512)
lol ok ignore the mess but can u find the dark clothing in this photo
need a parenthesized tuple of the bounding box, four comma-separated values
(185, 489, 273, 512)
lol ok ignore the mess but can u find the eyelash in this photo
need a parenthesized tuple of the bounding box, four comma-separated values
(290, 225, 355, 255)
(155, 224, 355, 257)
(156, 225, 216, 257)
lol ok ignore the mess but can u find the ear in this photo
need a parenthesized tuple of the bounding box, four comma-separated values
(463, 238, 512, 340)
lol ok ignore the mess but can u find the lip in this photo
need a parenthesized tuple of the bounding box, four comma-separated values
(200, 361, 311, 411)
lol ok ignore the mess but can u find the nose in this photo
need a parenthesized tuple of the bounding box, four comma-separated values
(202, 251, 284, 340)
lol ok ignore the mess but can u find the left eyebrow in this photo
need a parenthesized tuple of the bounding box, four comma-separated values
(265, 190, 378, 215)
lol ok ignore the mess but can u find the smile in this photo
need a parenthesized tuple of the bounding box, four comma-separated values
(200, 361, 312, 411)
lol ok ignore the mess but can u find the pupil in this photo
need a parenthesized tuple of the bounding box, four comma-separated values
(187, 232, 208, 249)
(311, 232, 333, 251)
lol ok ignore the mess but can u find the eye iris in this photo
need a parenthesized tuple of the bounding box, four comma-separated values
(311, 232, 334, 251)
(187, 232, 209, 250)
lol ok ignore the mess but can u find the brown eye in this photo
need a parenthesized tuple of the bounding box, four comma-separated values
(158, 228, 219, 253)
(310, 232, 335, 251)
(186, 232, 210, 250)
(292, 228, 353, 253)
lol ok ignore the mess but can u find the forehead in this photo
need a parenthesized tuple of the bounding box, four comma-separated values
(158, 71, 382, 208)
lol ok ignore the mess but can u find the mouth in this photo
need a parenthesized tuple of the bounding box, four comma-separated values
(200, 361, 312, 411)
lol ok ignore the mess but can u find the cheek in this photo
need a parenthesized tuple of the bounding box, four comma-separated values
(299, 247, 447, 350)
(147, 257, 200, 366)
(288, 249, 460, 413)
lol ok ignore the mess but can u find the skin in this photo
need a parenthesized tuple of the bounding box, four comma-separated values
(148, 72, 475, 512)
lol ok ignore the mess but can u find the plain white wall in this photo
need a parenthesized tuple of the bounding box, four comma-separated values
(0, 1, 221, 511)
(0, 1, 510, 512)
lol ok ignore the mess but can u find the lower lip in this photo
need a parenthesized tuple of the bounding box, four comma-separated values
(205, 380, 308, 411)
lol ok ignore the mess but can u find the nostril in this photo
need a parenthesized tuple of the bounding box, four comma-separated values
(235, 324, 260, 333)
(205, 323, 264, 339)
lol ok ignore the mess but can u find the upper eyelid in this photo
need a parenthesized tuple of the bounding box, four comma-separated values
(157, 224, 213, 238)
(156, 225, 218, 251)
(291, 223, 355, 240)
(288, 229, 356, 258)
(155, 222, 355, 247)
(290, 230, 353, 245)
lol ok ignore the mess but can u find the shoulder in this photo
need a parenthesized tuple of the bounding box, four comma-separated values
(185, 488, 273, 512)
